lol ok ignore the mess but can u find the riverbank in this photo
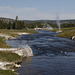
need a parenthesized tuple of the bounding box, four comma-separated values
(0, 29, 38, 37)
(0, 51, 22, 75)
(49, 27, 75, 40)
(0, 29, 37, 75)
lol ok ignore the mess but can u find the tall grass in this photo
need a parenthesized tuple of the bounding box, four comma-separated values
(0, 51, 22, 62)
(0, 69, 17, 75)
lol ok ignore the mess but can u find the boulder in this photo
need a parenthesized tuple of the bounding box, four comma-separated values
(72, 36, 75, 40)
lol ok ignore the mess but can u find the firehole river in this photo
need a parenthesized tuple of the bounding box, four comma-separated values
(6, 30, 75, 75)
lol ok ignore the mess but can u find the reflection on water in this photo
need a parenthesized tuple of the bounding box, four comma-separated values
(23, 57, 32, 64)
(6, 30, 75, 75)
(18, 56, 75, 75)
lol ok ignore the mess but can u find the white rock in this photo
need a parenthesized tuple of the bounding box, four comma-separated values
(0, 46, 33, 57)
(15, 64, 21, 68)
(72, 36, 75, 40)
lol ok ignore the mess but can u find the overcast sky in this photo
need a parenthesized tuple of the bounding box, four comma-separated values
(0, 0, 75, 20)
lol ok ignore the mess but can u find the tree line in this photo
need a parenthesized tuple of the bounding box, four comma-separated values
(61, 23, 75, 28)
(0, 19, 75, 30)
(0, 20, 43, 29)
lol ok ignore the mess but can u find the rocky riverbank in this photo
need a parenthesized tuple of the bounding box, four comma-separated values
(0, 46, 33, 72)
(0, 31, 34, 75)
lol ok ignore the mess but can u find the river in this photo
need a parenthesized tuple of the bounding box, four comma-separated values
(6, 30, 75, 75)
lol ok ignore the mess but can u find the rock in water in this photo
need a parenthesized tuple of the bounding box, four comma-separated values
(72, 36, 75, 40)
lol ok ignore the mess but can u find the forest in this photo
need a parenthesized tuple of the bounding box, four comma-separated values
(0, 18, 75, 29)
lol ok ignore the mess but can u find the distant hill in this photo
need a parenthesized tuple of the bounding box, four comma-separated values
(0, 17, 75, 24)
(0, 17, 14, 20)
(22, 19, 75, 24)
(0, 17, 14, 23)
(21, 20, 56, 24)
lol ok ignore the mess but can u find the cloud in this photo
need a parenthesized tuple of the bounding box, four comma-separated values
(0, 6, 75, 20)
(60, 14, 75, 20)
(0, 6, 56, 20)
(0, 6, 37, 19)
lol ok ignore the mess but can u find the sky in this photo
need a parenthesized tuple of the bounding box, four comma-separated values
(0, 0, 75, 20)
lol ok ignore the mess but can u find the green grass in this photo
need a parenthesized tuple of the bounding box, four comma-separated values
(61, 27, 75, 32)
(56, 27, 75, 38)
(0, 29, 38, 37)
(48, 27, 75, 39)
(0, 37, 11, 48)
(0, 51, 22, 62)
(0, 37, 5, 43)
(0, 29, 38, 47)
(0, 69, 17, 75)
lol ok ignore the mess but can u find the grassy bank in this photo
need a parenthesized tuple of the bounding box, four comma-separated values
(56, 27, 75, 38)
(0, 37, 21, 75)
(49, 27, 75, 39)
(0, 69, 17, 75)
(0, 37, 11, 48)
(0, 29, 38, 75)
(0, 29, 38, 37)
(0, 51, 22, 62)
(0, 29, 38, 47)
(0, 29, 37, 75)
(0, 51, 22, 75)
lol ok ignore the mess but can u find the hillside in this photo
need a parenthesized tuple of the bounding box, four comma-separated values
(0, 17, 14, 23)
(0, 17, 75, 24)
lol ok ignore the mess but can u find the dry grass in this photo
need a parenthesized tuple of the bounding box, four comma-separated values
(0, 69, 17, 75)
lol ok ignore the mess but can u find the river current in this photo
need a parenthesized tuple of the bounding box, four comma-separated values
(6, 30, 75, 75)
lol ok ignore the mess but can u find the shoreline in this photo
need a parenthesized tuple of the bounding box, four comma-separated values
(49, 27, 75, 40)
(0, 29, 37, 75)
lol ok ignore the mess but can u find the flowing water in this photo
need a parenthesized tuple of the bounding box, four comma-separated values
(6, 30, 75, 75)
